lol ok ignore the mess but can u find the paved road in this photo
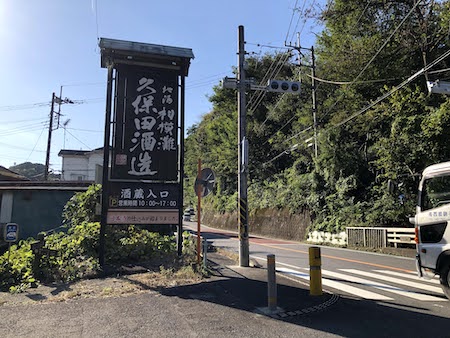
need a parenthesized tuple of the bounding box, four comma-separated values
(1, 222, 449, 337)
(185, 221, 450, 319)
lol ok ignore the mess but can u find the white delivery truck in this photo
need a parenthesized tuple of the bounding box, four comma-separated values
(414, 161, 450, 299)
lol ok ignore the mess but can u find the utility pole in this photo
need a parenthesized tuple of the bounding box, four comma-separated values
(288, 38, 318, 157)
(223, 27, 302, 267)
(44, 90, 74, 181)
(311, 46, 318, 158)
(238, 25, 249, 267)
(44, 92, 56, 181)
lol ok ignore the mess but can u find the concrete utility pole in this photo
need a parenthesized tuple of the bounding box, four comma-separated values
(288, 38, 318, 158)
(44, 90, 74, 181)
(237, 25, 249, 267)
(44, 92, 56, 181)
(311, 46, 318, 158)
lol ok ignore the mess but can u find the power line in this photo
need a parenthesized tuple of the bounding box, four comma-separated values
(25, 127, 47, 162)
(65, 129, 93, 150)
(321, 0, 422, 121)
(284, 125, 313, 144)
(247, 51, 293, 114)
(246, 52, 284, 110)
(329, 48, 450, 131)
(285, 0, 299, 44)
(0, 117, 47, 125)
(66, 127, 102, 133)
(0, 122, 47, 137)
(0, 102, 50, 112)
(288, 0, 316, 45)
(0, 139, 46, 153)
(246, 42, 292, 50)
(259, 46, 450, 168)
(428, 67, 450, 75)
(305, 73, 401, 85)
(0, 97, 104, 112)
(260, 92, 288, 128)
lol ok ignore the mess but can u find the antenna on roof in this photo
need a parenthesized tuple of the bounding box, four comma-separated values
(63, 119, 71, 149)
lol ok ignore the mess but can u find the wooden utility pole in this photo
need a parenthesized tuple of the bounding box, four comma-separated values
(44, 92, 56, 181)
(238, 25, 249, 267)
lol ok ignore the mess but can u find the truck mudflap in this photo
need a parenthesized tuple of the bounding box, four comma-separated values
(416, 254, 423, 277)
(416, 253, 437, 279)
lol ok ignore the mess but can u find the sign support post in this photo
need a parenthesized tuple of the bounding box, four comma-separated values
(99, 63, 114, 268)
(177, 75, 186, 257)
(196, 158, 202, 264)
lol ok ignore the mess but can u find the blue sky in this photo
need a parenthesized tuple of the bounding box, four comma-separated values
(0, 0, 322, 171)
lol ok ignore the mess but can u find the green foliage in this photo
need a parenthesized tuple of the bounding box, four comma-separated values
(0, 241, 35, 292)
(104, 225, 175, 263)
(181, 231, 197, 264)
(39, 222, 101, 282)
(0, 222, 177, 292)
(183, 2, 450, 235)
(9, 162, 59, 180)
(9, 162, 45, 180)
(62, 184, 101, 227)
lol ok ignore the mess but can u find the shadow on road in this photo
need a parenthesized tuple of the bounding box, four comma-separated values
(158, 265, 449, 337)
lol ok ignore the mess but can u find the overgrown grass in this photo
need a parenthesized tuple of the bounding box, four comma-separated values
(0, 223, 195, 293)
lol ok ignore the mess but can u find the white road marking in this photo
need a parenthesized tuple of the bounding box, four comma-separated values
(342, 269, 444, 295)
(373, 269, 440, 285)
(251, 255, 447, 302)
(277, 267, 393, 301)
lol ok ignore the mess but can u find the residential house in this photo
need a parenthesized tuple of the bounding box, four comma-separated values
(58, 147, 110, 182)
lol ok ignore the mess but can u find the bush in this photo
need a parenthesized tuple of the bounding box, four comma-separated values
(0, 184, 185, 292)
(0, 222, 178, 292)
(104, 225, 176, 263)
(0, 240, 35, 292)
(62, 184, 101, 227)
(39, 222, 101, 282)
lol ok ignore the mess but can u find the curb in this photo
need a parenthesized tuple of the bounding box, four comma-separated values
(267, 294, 340, 319)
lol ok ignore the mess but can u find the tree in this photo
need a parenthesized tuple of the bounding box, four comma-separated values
(9, 162, 45, 180)
(184, 1, 450, 232)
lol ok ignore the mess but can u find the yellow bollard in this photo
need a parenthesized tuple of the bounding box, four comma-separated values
(309, 246, 322, 296)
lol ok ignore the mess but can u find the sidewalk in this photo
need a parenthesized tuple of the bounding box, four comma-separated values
(0, 249, 339, 338)
(180, 251, 338, 319)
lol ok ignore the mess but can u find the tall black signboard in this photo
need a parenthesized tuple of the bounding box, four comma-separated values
(112, 65, 178, 181)
(99, 38, 194, 265)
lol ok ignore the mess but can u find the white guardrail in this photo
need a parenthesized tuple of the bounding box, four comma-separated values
(346, 227, 415, 249)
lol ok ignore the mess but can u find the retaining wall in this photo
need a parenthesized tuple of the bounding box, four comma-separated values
(202, 208, 311, 242)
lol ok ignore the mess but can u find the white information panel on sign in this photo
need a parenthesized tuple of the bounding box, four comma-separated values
(107, 210, 178, 224)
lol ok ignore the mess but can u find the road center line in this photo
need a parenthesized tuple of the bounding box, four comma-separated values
(191, 223, 415, 274)
(252, 242, 415, 274)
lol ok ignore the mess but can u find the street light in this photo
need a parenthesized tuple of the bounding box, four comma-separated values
(427, 80, 450, 95)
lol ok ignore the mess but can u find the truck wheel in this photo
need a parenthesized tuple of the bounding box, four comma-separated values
(440, 263, 450, 300)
